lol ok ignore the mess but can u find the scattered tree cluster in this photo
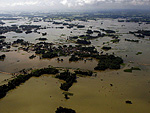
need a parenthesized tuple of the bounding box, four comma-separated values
(69, 55, 81, 61)
(94, 55, 123, 70)
(29, 55, 36, 59)
(0, 54, 6, 60)
(111, 39, 120, 43)
(76, 39, 91, 45)
(124, 67, 141, 73)
(0, 36, 6, 39)
(42, 52, 58, 59)
(0, 25, 42, 34)
(36, 38, 47, 41)
(129, 30, 150, 38)
(100, 29, 116, 33)
(55, 70, 77, 91)
(102, 46, 112, 51)
(125, 39, 139, 43)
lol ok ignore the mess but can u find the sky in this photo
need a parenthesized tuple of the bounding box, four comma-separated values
(0, 0, 150, 12)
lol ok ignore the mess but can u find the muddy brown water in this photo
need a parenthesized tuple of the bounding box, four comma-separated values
(0, 70, 150, 113)
(0, 18, 150, 113)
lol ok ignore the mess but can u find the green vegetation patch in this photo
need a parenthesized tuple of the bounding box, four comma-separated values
(111, 39, 120, 43)
(60, 34, 66, 36)
(132, 67, 141, 70)
(124, 67, 141, 73)
(124, 69, 132, 72)
(121, 63, 126, 66)
(63, 92, 74, 96)
(12, 36, 18, 38)
(136, 52, 142, 55)
(62, 92, 74, 99)
(79, 36, 88, 39)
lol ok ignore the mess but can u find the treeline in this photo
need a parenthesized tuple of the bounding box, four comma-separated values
(74, 70, 93, 76)
(102, 46, 112, 51)
(76, 39, 91, 45)
(0, 25, 41, 34)
(69, 55, 81, 61)
(0, 67, 59, 99)
(69, 48, 123, 71)
(34, 44, 123, 71)
(125, 39, 139, 43)
(55, 70, 77, 91)
(129, 30, 150, 38)
(42, 52, 58, 59)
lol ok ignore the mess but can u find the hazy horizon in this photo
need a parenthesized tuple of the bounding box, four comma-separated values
(0, 0, 150, 12)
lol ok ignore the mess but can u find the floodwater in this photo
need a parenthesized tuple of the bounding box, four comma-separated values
(0, 70, 150, 113)
(0, 50, 98, 73)
(0, 18, 150, 113)
(0, 73, 12, 85)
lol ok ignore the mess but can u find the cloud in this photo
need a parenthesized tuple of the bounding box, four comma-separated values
(0, 0, 150, 11)
(10, 1, 38, 6)
(60, 0, 73, 7)
(60, 0, 150, 7)
(129, 0, 150, 5)
(0, 0, 56, 7)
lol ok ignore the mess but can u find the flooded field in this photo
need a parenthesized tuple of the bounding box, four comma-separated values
(0, 15, 150, 113)
(0, 70, 150, 113)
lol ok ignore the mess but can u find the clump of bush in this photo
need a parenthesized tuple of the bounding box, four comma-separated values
(124, 67, 141, 73)
(55, 70, 77, 91)
(74, 70, 93, 76)
(94, 55, 123, 70)
(55, 106, 76, 113)
(29, 55, 36, 59)
(136, 52, 142, 55)
(76, 39, 91, 45)
(102, 46, 112, 51)
(0, 54, 6, 60)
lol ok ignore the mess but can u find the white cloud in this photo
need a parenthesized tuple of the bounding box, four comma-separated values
(129, 0, 150, 5)
(60, 0, 68, 5)
(60, 0, 150, 7)
(10, 1, 39, 6)
(60, 0, 73, 7)
(0, 0, 150, 11)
